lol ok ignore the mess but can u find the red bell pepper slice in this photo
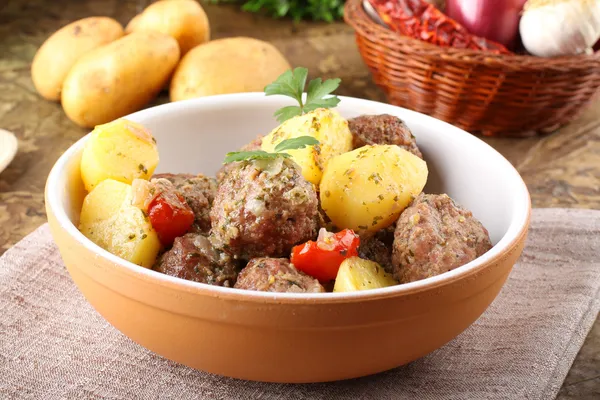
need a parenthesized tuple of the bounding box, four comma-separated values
(148, 192, 194, 246)
(291, 228, 360, 282)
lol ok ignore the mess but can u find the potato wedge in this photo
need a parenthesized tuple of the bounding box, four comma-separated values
(79, 179, 160, 268)
(125, 0, 210, 55)
(62, 31, 180, 127)
(261, 108, 353, 185)
(170, 37, 290, 101)
(31, 17, 124, 101)
(80, 118, 159, 192)
(333, 257, 397, 292)
(320, 145, 428, 233)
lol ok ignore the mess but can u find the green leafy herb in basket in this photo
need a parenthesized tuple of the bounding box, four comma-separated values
(208, 0, 345, 22)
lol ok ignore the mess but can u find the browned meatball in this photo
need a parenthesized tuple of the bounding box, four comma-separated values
(154, 233, 238, 286)
(210, 157, 319, 259)
(348, 114, 422, 158)
(216, 135, 264, 183)
(234, 258, 324, 293)
(152, 173, 217, 234)
(358, 234, 394, 275)
(392, 193, 492, 283)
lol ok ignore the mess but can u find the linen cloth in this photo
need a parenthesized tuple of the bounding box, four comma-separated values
(0, 208, 598, 400)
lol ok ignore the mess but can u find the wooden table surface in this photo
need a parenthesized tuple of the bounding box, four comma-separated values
(0, 1, 598, 398)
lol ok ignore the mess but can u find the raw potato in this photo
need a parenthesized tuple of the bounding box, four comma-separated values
(80, 118, 159, 192)
(333, 257, 397, 292)
(31, 17, 124, 101)
(170, 37, 291, 101)
(320, 145, 428, 233)
(261, 109, 353, 185)
(62, 31, 180, 128)
(79, 179, 161, 268)
(126, 0, 210, 55)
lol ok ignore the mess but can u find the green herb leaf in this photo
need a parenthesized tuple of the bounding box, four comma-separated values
(274, 136, 320, 152)
(223, 136, 319, 164)
(273, 105, 303, 124)
(306, 77, 341, 105)
(303, 97, 341, 113)
(210, 0, 345, 22)
(265, 68, 342, 123)
(265, 68, 308, 105)
(223, 150, 290, 164)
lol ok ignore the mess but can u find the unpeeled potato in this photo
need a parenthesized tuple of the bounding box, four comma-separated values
(79, 179, 161, 268)
(125, 0, 210, 56)
(170, 37, 291, 102)
(80, 118, 159, 192)
(31, 17, 124, 101)
(61, 31, 180, 128)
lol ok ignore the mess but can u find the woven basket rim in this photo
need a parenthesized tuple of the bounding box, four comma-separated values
(345, 0, 600, 69)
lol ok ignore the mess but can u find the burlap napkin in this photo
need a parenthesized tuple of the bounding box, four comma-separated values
(0, 208, 598, 400)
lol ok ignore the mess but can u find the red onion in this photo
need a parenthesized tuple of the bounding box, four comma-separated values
(446, 0, 526, 50)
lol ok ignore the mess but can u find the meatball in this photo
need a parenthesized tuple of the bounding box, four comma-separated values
(234, 258, 324, 293)
(154, 233, 238, 286)
(216, 135, 264, 183)
(152, 173, 217, 234)
(358, 234, 394, 274)
(348, 114, 422, 158)
(392, 193, 492, 283)
(210, 157, 319, 259)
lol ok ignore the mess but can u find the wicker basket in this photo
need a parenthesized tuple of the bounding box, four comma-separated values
(345, 0, 600, 136)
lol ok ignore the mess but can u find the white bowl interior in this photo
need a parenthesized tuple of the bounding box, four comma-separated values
(48, 93, 530, 296)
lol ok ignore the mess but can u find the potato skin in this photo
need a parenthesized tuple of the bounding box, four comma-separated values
(260, 109, 353, 185)
(125, 0, 210, 55)
(80, 118, 159, 192)
(320, 145, 428, 233)
(61, 31, 180, 128)
(31, 17, 124, 101)
(170, 37, 291, 102)
(79, 179, 161, 268)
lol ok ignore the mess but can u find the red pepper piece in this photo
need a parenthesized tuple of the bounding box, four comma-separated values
(291, 229, 360, 282)
(148, 193, 195, 246)
(368, 0, 511, 54)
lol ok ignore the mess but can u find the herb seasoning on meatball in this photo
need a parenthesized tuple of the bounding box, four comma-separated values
(234, 258, 325, 293)
(348, 114, 422, 158)
(210, 157, 319, 259)
(392, 193, 492, 283)
(152, 173, 217, 234)
(358, 234, 394, 275)
(154, 233, 238, 286)
(216, 135, 264, 183)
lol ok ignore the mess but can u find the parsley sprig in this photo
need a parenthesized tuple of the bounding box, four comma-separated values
(265, 67, 341, 123)
(208, 0, 345, 22)
(223, 136, 319, 164)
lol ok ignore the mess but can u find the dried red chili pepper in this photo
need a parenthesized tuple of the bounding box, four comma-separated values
(367, 0, 511, 54)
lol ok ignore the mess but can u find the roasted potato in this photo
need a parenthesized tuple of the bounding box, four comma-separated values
(320, 145, 428, 233)
(62, 31, 180, 127)
(125, 0, 210, 55)
(80, 118, 159, 192)
(79, 179, 160, 268)
(31, 17, 124, 101)
(333, 257, 397, 292)
(261, 108, 353, 185)
(170, 37, 291, 102)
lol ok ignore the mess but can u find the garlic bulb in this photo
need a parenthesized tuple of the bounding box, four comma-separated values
(520, 0, 600, 57)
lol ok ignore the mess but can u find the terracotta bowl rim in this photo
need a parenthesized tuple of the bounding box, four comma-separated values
(45, 92, 531, 303)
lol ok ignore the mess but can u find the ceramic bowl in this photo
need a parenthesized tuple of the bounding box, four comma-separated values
(45, 94, 531, 383)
